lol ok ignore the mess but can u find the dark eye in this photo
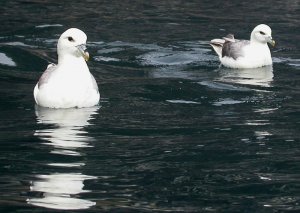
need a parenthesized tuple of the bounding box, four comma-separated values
(259, 31, 266, 35)
(68, 36, 75, 42)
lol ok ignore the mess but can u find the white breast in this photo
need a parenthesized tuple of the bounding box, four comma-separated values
(34, 58, 99, 108)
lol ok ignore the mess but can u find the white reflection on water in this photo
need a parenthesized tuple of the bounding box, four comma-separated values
(217, 65, 274, 87)
(34, 107, 98, 154)
(28, 106, 99, 210)
(27, 173, 96, 210)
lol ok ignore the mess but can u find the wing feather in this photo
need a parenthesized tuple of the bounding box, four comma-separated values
(38, 63, 57, 88)
(222, 40, 250, 60)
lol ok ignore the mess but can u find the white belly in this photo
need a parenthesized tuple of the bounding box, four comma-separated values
(34, 69, 99, 108)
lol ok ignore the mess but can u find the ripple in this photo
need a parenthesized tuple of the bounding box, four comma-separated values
(0, 52, 16, 66)
(273, 57, 300, 68)
(140, 51, 199, 66)
(261, 196, 300, 211)
(48, 163, 85, 167)
(254, 108, 279, 113)
(213, 98, 244, 106)
(199, 81, 250, 91)
(245, 120, 270, 126)
(94, 56, 120, 62)
(92, 40, 213, 68)
(97, 47, 124, 54)
(167, 99, 200, 104)
(35, 24, 63, 28)
(2, 41, 34, 47)
(137, 41, 212, 67)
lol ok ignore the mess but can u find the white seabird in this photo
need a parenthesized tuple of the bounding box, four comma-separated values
(210, 24, 275, 69)
(34, 28, 100, 108)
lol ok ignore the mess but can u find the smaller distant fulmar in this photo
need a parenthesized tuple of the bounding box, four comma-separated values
(210, 24, 275, 69)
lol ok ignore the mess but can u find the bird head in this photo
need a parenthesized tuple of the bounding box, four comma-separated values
(57, 28, 90, 61)
(251, 24, 275, 47)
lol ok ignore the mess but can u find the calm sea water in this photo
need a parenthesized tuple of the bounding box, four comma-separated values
(0, 1, 299, 212)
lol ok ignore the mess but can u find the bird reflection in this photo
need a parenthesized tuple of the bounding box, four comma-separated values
(217, 65, 274, 87)
(28, 106, 99, 210)
(27, 173, 96, 210)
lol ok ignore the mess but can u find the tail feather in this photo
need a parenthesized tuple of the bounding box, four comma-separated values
(223, 34, 235, 42)
(210, 39, 225, 58)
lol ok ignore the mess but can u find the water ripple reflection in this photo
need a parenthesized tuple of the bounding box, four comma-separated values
(28, 106, 99, 210)
(217, 66, 274, 87)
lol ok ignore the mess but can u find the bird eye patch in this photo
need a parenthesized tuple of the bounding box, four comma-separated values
(68, 36, 75, 42)
(259, 31, 266, 35)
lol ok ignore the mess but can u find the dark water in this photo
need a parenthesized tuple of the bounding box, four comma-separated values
(0, 0, 300, 212)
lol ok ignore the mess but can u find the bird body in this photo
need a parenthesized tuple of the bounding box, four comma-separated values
(34, 28, 100, 108)
(210, 24, 275, 69)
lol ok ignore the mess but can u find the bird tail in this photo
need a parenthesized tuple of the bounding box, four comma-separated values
(210, 39, 225, 58)
(210, 34, 235, 58)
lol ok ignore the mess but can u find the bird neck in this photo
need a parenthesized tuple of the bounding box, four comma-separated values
(58, 53, 84, 64)
(250, 33, 267, 47)
(57, 53, 88, 73)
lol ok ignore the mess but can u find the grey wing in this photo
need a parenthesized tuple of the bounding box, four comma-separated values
(223, 34, 235, 42)
(38, 63, 57, 88)
(222, 40, 250, 60)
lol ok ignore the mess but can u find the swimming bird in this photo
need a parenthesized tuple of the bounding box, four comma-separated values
(210, 24, 275, 69)
(34, 28, 100, 108)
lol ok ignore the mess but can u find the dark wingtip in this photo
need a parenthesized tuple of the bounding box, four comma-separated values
(225, 34, 234, 39)
(210, 42, 223, 48)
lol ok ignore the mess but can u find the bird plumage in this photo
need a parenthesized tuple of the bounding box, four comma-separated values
(210, 24, 275, 69)
(34, 28, 100, 108)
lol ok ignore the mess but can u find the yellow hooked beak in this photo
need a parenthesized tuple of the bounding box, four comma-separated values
(77, 44, 90, 61)
(267, 37, 275, 47)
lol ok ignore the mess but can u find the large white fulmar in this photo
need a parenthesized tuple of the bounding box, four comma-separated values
(34, 28, 100, 108)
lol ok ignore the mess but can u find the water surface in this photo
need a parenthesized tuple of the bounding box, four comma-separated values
(0, 0, 299, 212)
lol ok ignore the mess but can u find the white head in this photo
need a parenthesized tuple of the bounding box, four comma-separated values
(57, 28, 89, 61)
(250, 24, 275, 47)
